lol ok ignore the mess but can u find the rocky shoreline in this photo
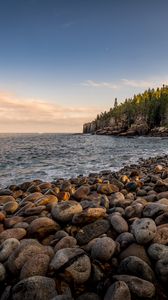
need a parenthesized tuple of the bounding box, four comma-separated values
(0, 155, 168, 299)
(83, 123, 168, 137)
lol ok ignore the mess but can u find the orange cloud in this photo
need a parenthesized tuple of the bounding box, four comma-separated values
(0, 92, 101, 132)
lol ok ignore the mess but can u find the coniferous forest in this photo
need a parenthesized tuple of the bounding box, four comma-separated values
(83, 85, 168, 136)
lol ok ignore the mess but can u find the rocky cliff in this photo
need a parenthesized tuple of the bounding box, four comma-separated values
(83, 86, 168, 137)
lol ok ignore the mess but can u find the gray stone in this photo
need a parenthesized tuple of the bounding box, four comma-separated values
(91, 237, 116, 261)
(118, 256, 154, 282)
(110, 213, 128, 233)
(113, 275, 155, 298)
(76, 219, 110, 245)
(104, 281, 131, 300)
(132, 218, 156, 244)
(51, 201, 83, 223)
(12, 276, 57, 300)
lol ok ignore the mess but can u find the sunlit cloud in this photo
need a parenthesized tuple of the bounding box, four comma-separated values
(122, 79, 157, 88)
(0, 92, 101, 133)
(82, 78, 168, 90)
(81, 80, 119, 89)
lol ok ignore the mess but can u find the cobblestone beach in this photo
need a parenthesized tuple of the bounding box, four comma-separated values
(0, 155, 168, 299)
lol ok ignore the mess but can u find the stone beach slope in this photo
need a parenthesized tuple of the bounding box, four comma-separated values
(0, 155, 168, 299)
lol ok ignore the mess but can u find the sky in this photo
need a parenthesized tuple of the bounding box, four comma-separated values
(0, 0, 168, 133)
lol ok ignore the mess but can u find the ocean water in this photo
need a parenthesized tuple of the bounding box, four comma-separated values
(0, 133, 167, 188)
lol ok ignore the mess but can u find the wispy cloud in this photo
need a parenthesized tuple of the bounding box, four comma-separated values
(81, 80, 118, 89)
(82, 78, 168, 90)
(122, 79, 156, 88)
(61, 21, 75, 28)
(0, 92, 101, 133)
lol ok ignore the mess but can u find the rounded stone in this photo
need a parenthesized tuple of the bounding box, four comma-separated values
(35, 195, 58, 206)
(57, 191, 71, 201)
(125, 182, 138, 192)
(155, 212, 168, 225)
(54, 236, 77, 252)
(20, 253, 50, 279)
(132, 218, 156, 244)
(64, 254, 91, 284)
(113, 275, 155, 298)
(7, 239, 53, 274)
(97, 184, 119, 195)
(4, 216, 23, 228)
(119, 243, 151, 265)
(54, 230, 69, 241)
(143, 203, 168, 218)
(76, 219, 110, 245)
(153, 224, 168, 244)
(154, 179, 168, 193)
(118, 256, 154, 282)
(0, 263, 6, 281)
(91, 237, 116, 261)
(12, 276, 56, 300)
(0, 212, 5, 222)
(28, 217, 60, 239)
(0, 238, 20, 262)
(51, 201, 83, 223)
(158, 198, 168, 205)
(74, 185, 90, 200)
(125, 203, 143, 219)
(3, 201, 19, 214)
(104, 281, 131, 300)
(0, 228, 26, 243)
(148, 243, 168, 260)
(22, 192, 43, 202)
(110, 192, 125, 206)
(0, 195, 15, 204)
(116, 232, 135, 249)
(155, 164, 163, 173)
(14, 222, 29, 229)
(50, 247, 84, 271)
(110, 213, 128, 234)
(155, 257, 168, 283)
(23, 206, 46, 216)
(38, 182, 52, 190)
(50, 248, 91, 284)
(72, 207, 106, 225)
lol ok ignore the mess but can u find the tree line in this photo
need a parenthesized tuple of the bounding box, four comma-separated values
(95, 85, 168, 128)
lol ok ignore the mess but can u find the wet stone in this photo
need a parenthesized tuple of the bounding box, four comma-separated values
(74, 185, 90, 200)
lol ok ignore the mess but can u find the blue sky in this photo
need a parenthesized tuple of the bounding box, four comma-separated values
(0, 0, 168, 132)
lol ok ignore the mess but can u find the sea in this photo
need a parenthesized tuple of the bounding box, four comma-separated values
(0, 133, 167, 188)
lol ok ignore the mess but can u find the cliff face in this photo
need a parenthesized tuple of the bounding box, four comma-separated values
(83, 86, 168, 136)
(83, 116, 150, 136)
